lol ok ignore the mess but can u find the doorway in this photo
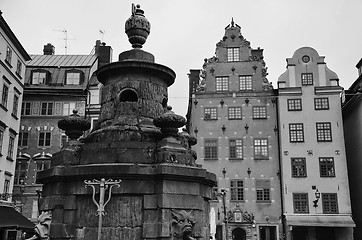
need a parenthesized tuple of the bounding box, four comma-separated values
(232, 227, 246, 240)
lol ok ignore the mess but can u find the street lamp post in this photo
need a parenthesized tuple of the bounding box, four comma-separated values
(84, 178, 121, 240)
(219, 188, 228, 240)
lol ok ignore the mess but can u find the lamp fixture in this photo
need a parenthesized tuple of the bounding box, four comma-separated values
(313, 188, 321, 208)
(193, 99, 198, 107)
(222, 168, 226, 178)
(244, 124, 249, 134)
(245, 98, 250, 105)
(222, 125, 226, 134)
(247, 168, 251, 178)
(274, 125, 278, 134)
(220, 99, 225, 107)
(194, 127, 198, 136)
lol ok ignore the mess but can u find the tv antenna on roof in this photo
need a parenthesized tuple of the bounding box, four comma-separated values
(99, 29, 105, 42)
(53, 28, 75, 54)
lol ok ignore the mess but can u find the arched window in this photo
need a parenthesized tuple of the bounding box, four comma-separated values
(120, 89, 138, 102)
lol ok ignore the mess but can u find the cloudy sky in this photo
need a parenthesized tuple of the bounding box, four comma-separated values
(2, 0, 361, 116)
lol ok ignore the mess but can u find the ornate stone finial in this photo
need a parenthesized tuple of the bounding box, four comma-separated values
(231, 17, 234, 27)
(58, 110, 91, 141)
(153, 106, 186, 135)
(125, 3, 151, 49)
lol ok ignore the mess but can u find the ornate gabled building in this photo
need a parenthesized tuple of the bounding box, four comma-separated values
(187, 19, 281, 240)
(12, 41, 112, 223)
(277, 47, 354, 240)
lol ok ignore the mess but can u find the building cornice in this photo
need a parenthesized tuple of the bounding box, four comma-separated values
(277, 87, 302, 96)
(314, 86, 343, 95)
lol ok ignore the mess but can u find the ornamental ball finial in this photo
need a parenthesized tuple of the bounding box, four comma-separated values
(125, 3, 151, 49)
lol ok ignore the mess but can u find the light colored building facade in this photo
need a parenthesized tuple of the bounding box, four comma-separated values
(0, 12, 31, 202)
(12, 41, 112, 222)
(277, 47, 354, 240)
(0, 11, 33, 240)
(187, 20, 281, 240)
(342, 58, 362, 240)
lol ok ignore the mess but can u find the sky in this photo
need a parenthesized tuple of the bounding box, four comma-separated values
(2, 0, 361, 117)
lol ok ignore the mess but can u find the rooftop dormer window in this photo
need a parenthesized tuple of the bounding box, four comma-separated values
(31, 70, 48, 85)
(65, 70, 84, 85)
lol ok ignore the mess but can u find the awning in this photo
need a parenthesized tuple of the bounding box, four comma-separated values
(286, 214, 355, 227)
(0, 206, 35, 229)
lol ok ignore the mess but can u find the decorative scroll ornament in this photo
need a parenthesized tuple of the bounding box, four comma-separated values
(25, 211, 52, 240)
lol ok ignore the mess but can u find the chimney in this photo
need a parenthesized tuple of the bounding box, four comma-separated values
(43, 43, 55, 55)
(94, 40, 112, 68)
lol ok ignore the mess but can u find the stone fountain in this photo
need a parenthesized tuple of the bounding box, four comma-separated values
(37, 4, 216, 240)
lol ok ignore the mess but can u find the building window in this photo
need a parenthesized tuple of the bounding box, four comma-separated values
(205, 139, 218, 159)
(230, 180, 244, 201)
(12, 94, 19, 117)
(293, 193, 309, 213)
(301, 73, 313, 85)
(256, 179, 271, 202)
(319, 157, 335, 177)
(227, 47, 240, 62)
(41, 102, 54, 115)
(254, 139, 268, 160)
(3, 178, 10, 196)
(21, 102, 31, 115)
(316, 122, 332, 142)
(228, 107, 242, 119)
(7, 135, 15, 160)
(287, 99, 302, 111)
(216, 77, 229, 91)
(322, 193, 338, 214)
(1, 84, 9, 108)
(18, 131, 29, 147)
(34, 160, 51, 183)
(31, 71, 47, 85)
(204, 107, 217, 120)
(0, 126, 4, 154)
(16, 60, 22, 76)
(289, 123, 304, 142)
(14, 161, 28, 185)
(239, 75, 252, 90)
(38, 132, 51, 147)
(65, 72, 81, 85)
(259, 226, 276, 240)
(229, 139, 243, 160)
(252, 106, 267, 119)
(31, 200, 39, 219)
(5, 46, 12, 64)
(291, 158, 307, 177)
(63, 102, 76, 116)
(315, 98, 329, 110)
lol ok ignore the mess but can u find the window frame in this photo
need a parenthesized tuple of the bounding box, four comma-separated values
(14, 160, 28, 185)
(34, 160, 51, 183)
(289, 123, 304, 143)
(291, 158, 307, 178)
(316, 122, 332, 142)
(204, 139, 218, 160)
(287, 99, 302, 111)
(239, 75, 253, 90)
(7, 134, 15, 160)
(65, 70, 83, 85)
(322, 193, 338, 214)
(256, 179, 271, 203)
(41, 102, 54, 116)
(314, 98, 329, 110)
(227, 47, 240, 62)
(16, 60, 22, 76)
(0, 126, 4, 155)
(293, 193, 309, 213)
(21, 102, 31, 115)
(215, 76, 229, 92)
(252, 106, 267, 119)
(319, 157, 335, 177)
(204, 107, 218, 120)
(229, 139, 243, 160)
(228, 107, 242, 120)
(38, 131, 52, 147)
(12, 93, 19, 117)
(301, 73, 313, 85)
(5, 46, 12, 65)
(31, 70, 48, 85)
(230, 179, 244, 201)
(1, 83, 9, 108)
(18, 131, 29, 148)
(253, 138, 269, 160)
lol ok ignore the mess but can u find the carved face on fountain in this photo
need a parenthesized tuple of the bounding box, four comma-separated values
(171, 210, 195, 240)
